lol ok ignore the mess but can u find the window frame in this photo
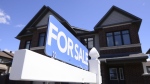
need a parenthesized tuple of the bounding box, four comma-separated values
(24, 40, 31, 49)
(146, 66, 150, 73)
(109, 68, 118, 80)
(80, 36, 95, 50)
(119, 68, 124, 80)
(38, 32, 46, 47)
(106, 30, 131, 47)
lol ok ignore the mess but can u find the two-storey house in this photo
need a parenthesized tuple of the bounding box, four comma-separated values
(15, 5, 149, 84)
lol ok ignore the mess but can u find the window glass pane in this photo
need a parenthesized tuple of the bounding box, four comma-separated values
(114, 31, 120, 35)
(107, 33, 112, 36)
(119, 68, 124, 80)
(123, 34, 131, 45)
(109, 68, 118, 80)
(115, 35, 122, 46)
(122, 30, 129, 34)
(107, 36, 114, 46)
(38, 33, 45, 46)
(39, 37, 45, 46)
(146, 66, 150, 73)
(88, 38, 93, 49)
(25, 41, 30, 49)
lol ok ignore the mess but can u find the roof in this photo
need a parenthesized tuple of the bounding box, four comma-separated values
(16, 5, 76, 39)
(146, 49, 150, 54)
(94, 6, 142, 29)
(0, 51, 13, 59)
(99, 53, 148, 63)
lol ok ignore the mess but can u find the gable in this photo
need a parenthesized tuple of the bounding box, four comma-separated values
(94, 6, 141, 29)
(36, 12, 52, 27)
(16, 5, 76, 39)
(101, 10, 133, 26)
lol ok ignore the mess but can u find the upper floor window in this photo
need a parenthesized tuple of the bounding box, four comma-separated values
(80, 37, 94, 49)
(38, 33, 46, 46)
(106, 30, 131, 47)
(25, 40, 31, 49)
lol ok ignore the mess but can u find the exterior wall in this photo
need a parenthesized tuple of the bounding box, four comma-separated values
(101, 11, 132, 26)
(101, 62, 148, 84)
(19, 27, 47, 50)
(100, 47, 141, 55)
(101, 62, 109, 84)
(19, 36, 32, 49)
(124, 62, 144, 84)
(36, 12, 52, 27)
(99, 23, 142, 56)
(31, 27, 47, 47)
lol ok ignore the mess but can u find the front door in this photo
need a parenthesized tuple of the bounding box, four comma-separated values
(109, 67, 125, 84)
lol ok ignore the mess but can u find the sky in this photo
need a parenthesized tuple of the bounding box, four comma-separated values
(0, 0, 150, 53)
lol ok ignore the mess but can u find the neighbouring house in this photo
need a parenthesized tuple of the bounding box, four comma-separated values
(0, 51, 13, 75)
(0, 50, 13, 84)
(146, 49, 150, 55)
(15, 5, 150, 84)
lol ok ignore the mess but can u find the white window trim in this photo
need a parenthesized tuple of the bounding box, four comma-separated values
(142, 59, 150, 75)
(119, 68, 124, 80)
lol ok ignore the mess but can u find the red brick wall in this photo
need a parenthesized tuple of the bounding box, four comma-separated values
(31, 28, 47, 47)
(99, 23, 142, 55)
(19, 27, 47, 49)
(100, 47, 142, 55)
(19, 36, 32, 49)
(124, 62, 144, 84)
(101, 62, 148, 84)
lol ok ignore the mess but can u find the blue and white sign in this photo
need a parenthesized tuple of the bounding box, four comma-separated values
(45, 15, 88, 70)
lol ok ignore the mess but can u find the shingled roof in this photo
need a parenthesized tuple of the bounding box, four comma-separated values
(0, 51, 13, 59)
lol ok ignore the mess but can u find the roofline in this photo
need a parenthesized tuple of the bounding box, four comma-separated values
(3, 51, 13, 57)
(94, 5, 142, 29)
(16, 5, 77, 39)
(146, 49, 150, 54)
(72, 26, 91, 32)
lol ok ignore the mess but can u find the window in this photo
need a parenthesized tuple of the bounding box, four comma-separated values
(25, 40, 31, 49)
(106, 30, 131, 46)
(38, 33, 46, 46)
(80, 37, 94, 49)
(146, 66, 150, 73)
(119, 68, 124, 80)
(109, 68, 118, 80)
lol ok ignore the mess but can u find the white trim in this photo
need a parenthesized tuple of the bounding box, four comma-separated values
(142, 60, 150, 75)
(119, 68, 124, 80)
(30, 46, 45, 50)
(102, 23, 131, 29)
(100, 43, 141, 50)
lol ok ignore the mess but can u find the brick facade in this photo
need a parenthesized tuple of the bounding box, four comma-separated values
(16, 6, 150, 84)
(99, 24, 140, 48)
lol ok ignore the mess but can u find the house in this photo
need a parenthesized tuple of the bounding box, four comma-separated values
(15, 5, 149, 84)
(0, 50, 13, 84)
(0, 51, 13, 75)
